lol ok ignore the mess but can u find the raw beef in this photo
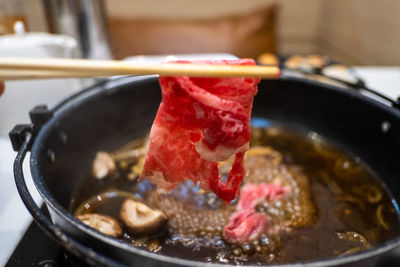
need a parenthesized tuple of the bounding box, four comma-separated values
(141, 59, 260, 202)
(224, 183, 289, 243)
(224, 210, 270, 244)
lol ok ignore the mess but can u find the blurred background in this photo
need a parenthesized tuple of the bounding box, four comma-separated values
(1, 0, 398, 65)
(1, 0, 399, 135)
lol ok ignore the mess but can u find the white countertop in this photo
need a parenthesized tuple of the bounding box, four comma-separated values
(0, 67, 399, 265)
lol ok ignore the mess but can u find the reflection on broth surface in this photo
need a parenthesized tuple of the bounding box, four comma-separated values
(71, 126, 400, 265)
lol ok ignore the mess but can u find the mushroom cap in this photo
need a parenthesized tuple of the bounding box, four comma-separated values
(92, 152, 116, 179)
(120, 199, 168, 236)
(77, 213, 123, 238)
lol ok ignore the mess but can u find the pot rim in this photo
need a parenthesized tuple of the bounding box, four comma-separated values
(30, 75, 400, 267)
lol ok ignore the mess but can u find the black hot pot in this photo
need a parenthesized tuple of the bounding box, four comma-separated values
(10, 75, 400, 267)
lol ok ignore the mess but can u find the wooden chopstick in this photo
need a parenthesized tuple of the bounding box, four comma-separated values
(0, 57, 280, 80)
(0, 69, 111, 80)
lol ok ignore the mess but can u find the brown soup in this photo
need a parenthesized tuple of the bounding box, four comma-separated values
(71, 124, 400, 265)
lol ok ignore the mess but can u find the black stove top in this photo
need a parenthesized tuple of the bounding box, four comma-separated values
(5, 207, 91, 267)
(6, 221, 75, 267)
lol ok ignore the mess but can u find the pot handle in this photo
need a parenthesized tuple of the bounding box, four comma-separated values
(13, 132, 123, 267)
(292, 68, 400, 110)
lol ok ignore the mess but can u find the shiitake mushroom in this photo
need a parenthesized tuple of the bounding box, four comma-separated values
(120, 199, 168, 236)
(77, 213, 122, 238)
(92, 152, 116, 179)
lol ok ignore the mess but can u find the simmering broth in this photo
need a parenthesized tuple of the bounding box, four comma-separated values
(71, 125, 400, 264)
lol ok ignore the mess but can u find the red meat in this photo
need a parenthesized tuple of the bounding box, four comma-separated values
(237, 183, 289, 211)
(141, 59, 260, 202)
(224, 210, 270, 244)
(224, 183, 289, 243)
